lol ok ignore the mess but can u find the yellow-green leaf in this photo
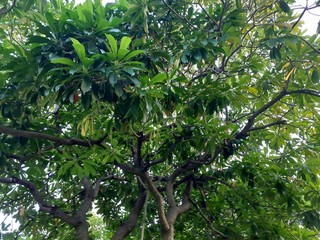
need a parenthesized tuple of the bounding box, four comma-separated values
(106, 34, 118, 55)
(248, 87, 258, 94)
(119, 36, 131, 50)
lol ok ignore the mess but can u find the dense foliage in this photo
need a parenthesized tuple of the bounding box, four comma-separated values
(1, 0, 320, 239)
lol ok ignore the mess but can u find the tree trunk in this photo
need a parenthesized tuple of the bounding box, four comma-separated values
(162, 225, 174, 240)
(75, 221, 90, 240)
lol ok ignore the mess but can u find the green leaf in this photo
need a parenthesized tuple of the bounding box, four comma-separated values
(118, 49, 130, 61)
(96, 19, 111, 32)
(150, 73, 167, 85)
(311, 68, 319, 83)
(121, 50, 144, 61)
(106, 34, 118, 55)
(270, 47, 281, 60)
(51, 58, 77, 67)
(130, 77, 140, 87)
(28, 35, 53, 44)
(70, 38, 86, 63)
(279, 0, 290, 13)
(119, 36, 131, 50)
(81, 92, 91, 109)
(71, 164, 84, 179)
(81, 78, 92, 93)
(109, 72, 118, 85)
(115, 84, 123, 97)
(83, 162, 96, 176)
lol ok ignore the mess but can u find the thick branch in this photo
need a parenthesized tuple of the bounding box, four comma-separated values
(115, 161, 143, 176)
(76, 177, 94, 221)
(166, 181, 192, 225)
(0, 125, 108, 147)
(141, 172, 170, 231)
(166, 179, 176, 208)
(112, 189, 147, 240)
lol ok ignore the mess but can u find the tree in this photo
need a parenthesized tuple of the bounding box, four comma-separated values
(0, 0, 320, 239)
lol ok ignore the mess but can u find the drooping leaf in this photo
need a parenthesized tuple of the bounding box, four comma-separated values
(311, 68, 319, 83)
(81, 78, 92, 93)
(109, 72, 118, 85)
(279, 0, 291, 13)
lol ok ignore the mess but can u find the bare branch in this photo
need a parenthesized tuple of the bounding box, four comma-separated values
(115, 161, 143, 176)
(166, 181, 193, 225)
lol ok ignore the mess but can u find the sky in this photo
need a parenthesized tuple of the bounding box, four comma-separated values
(294, 0, 319, 35)
(76, 0, 319, 35)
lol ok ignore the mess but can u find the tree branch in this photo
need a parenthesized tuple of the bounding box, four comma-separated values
(111, 189, 147, 240)
(0, 177, 78, 226)
(0, 0, 17, 14)
(247, 120, 287, 132)
(166, 179, 176, 208)
(141, 172, 170, 231)
(76, 177, 94, 220)
(115, 161, 143, 176)
(161, 0, 195, 29)
(235, 89, 288, 138)
(0, 125, 108, 147)
(166, 181, 193, 225)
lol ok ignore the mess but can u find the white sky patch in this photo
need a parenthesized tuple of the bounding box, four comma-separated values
(294, 0, 320, 35)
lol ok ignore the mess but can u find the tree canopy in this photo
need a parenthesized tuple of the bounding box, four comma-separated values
(1, 0, 320, 239)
